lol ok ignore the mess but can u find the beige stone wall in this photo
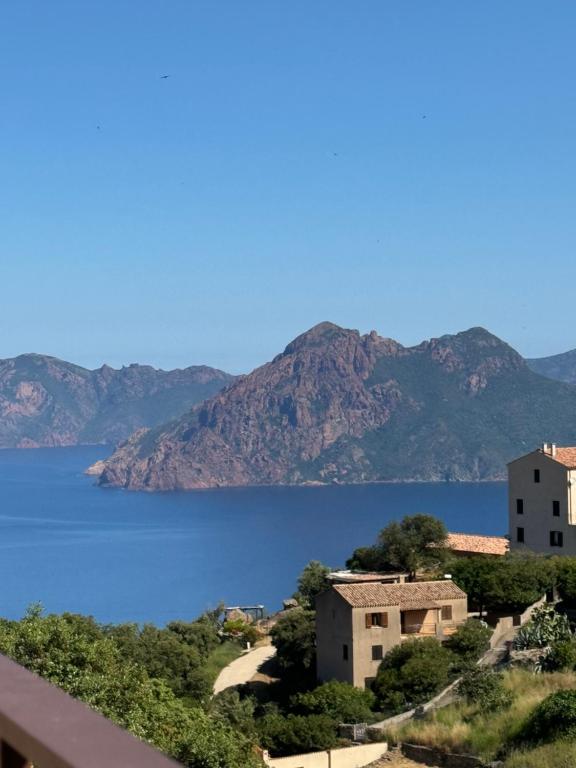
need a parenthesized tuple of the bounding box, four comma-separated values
(263, 743, 388, 768)
(350, 605, 401, 687)
(508, 451, 574, 554)
(315, 590, 354, 684)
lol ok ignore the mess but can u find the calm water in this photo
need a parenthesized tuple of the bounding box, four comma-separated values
(0, 447, 507, 625)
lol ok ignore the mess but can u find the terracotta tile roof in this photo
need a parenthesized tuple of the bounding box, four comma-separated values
(446, 532, 509, 556)
(549, 447, 576, 469)
(332, 580, 466, 609)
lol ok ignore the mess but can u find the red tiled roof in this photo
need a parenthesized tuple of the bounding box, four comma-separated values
(549, 447, 576, 469)
(446, 532, 509, 556)
(332, 580, 466, 609)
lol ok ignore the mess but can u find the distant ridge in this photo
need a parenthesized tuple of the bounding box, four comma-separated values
(0, 354, 233, 448)
(97, 323, 576, 490)
(527, 348, 576, 385)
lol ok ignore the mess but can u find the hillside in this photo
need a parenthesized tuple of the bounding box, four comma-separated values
(527, 348, 576, 384)
(0, 354, 233, 447)
(97, 323, 576, 490)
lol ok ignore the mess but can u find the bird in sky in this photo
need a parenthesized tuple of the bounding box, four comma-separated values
(160, 74, 170, 79)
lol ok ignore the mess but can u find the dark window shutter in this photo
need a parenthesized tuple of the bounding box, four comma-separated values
(365, 614, 372, 628)
(381, 612, 388, 628)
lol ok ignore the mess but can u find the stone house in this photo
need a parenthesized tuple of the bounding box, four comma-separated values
(508, 443, 576, 554)
(315, 580, 467, 689)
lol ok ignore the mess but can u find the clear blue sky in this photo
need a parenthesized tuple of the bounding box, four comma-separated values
(2, 1, 576, 373)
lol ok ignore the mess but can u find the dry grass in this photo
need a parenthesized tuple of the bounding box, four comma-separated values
(504, 741, 576, 768)
(383, 669, 576, 761)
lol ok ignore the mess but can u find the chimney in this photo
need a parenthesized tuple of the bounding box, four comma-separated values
(542, 442, 550, 454)
(551, 443, 557, 457)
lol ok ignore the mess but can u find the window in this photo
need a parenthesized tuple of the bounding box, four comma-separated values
(553, 500, 560, 517)
(342, 644, 348, 661)
(517, 527, 525, 543)
(516, 498, 524, 515)
(441, 605, 452, 621)
(365, 612, 388, 628)
(364, 677, 376, 690)
(534, 469, 540, 483)
(550, 531, 564, 547)
(371, 645, 383, 661)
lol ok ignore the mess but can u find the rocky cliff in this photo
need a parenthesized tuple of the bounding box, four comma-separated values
(0, 354, 233, 448)
(98, 323, 576, 490)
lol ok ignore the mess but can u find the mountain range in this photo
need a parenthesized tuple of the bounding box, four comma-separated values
(96, 323, 576, 490)
(0, 354, 233, 448)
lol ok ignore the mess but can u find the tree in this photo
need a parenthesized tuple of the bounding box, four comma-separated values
(457, 667, 513, 712)
(451, 553, 555, 615)
(0, 607, 262, 768)
(552, 556, 576, 605)
(270, 609, 316, 672)
(106, 622, 212, 703)
(372, 638, 452, 713)
(348, 515, 448, 581)
(446, 619, 492, 664)
(294, 561, 331, 608)
(293, 680, 375, 723)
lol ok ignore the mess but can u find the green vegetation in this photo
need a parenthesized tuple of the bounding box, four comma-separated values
(514, 604, 571, 651)
(457, 667, 513, 712)
(257, 712, 339, 755)
(446, 618, 492, 667)
(347, 514, 447, 580)
(270, 608, 316, 674)
(450, 552, 555, 614)
(293, 681, 375, 723)
(294, 560, 331, 608)
(0, 605, 261, 768)
(384, 669, 576, 763)
(373, 638, 453, 713)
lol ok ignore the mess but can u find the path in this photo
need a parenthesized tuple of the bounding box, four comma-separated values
(213, 644, 277, 695)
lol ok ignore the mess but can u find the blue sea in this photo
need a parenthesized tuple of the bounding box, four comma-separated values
(0, 447, 507, 625)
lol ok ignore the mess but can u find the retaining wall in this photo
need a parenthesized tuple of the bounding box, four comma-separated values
(263, 742, 388, 768)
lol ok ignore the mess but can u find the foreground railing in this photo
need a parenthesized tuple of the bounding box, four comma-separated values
(0, 653, 181, 767)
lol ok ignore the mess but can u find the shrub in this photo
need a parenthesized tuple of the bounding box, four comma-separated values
(270, 609, 316, 671)
(447, 619, 492, 665)
(257, 713, 339, 756)
(222, 619, 260, 645)
(373, 638, 452, 713)
(457, 667, 513, 712)
(542, 640, 576, 672)
(293, 680, 375, 723)
(524, 689, 576, 743)
(514, 605, 572, 650)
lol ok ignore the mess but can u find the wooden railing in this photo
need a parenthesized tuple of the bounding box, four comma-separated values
(0, 654, 181, 767)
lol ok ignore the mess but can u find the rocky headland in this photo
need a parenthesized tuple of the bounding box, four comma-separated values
(96, 322, 576, 490)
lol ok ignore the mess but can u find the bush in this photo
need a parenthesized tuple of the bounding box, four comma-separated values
(257, 713, 338, 756)
(222, 619, 260, 645)
(542, 640, 576, 672)
(293, 680, 375, 723)
(270, 609, 316, 671)
(447, 619, 492, 665)
(524, 689, 576, 743)
(514, 605, 572, 650)
(373, 638, 452, 713)
(457, 667, 513, 712)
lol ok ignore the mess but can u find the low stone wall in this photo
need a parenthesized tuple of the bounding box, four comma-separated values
(401, 743, 487, 767)
(263, 742, 388, 768)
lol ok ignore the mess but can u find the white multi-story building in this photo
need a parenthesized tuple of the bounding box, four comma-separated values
(508, 443, 576, 554)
